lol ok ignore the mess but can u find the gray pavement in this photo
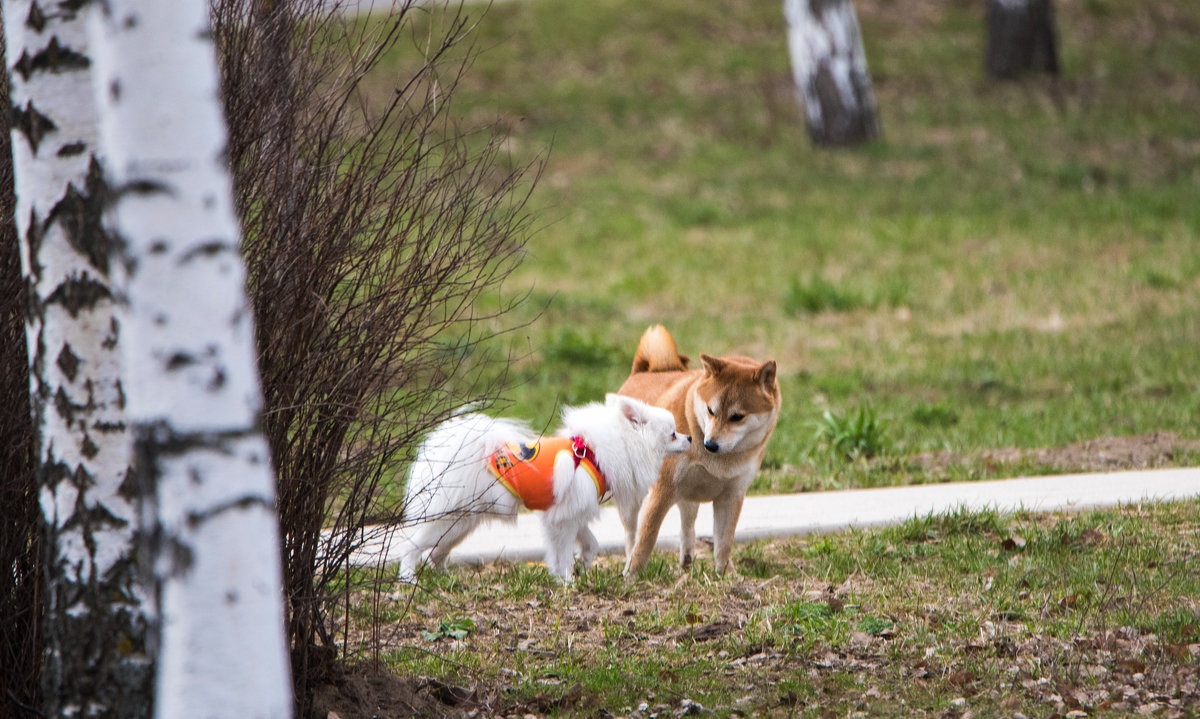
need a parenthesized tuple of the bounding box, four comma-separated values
(349, 466, 1200, 569)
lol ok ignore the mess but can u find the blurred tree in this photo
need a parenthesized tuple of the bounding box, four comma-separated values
(985, 0, 1060, 80)
(87, 0, 292, 715)
(783, 0, 880, 146)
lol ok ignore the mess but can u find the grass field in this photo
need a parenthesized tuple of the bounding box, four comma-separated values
(333, 500, 1200, 717)
(324, 3, 1200, 714)
(371, 0, 1200, 492)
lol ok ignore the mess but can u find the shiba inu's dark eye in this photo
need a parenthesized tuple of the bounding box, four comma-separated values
(729, 413, 745, 422)
(706, 406, 715, 416)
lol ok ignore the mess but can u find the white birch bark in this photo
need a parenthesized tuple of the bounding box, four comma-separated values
(783, 0, 880, 146)
(86, 1, 292, 717)
(2, 1, 151, 714)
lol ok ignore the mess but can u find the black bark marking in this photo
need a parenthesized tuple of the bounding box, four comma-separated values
(11, 101, 57, 155)
(23, 276, 41, 325)
(68, 463, 94, 492)
(92, 420, 127, 434)
(148, 240, 170, 254)
(134, 421, 265, 459)
(38, 455, 72, 491)
(119, 179, 172, 198)
(117, 468, 138, 501)
(165, 352, 194, 371)
(44, 272, 113, 317)
(57, 141, 86, 157)
(102, 317, 119, 351)
(208, 369, 227, 392)
(115, 379, 125, 410)
(56, 342, 80, 382)
(11, 36, 91, 81)
(61, 499, 128, 534)
(109, 78, 121, 102)
(46, 158, 114, 275)
(80, 432, 99, 460)
(163, 536, 194, 576)
(25, 1, 47, 32)
(186, 495, 273, 530)
(179, 239, 232, 264)
(24, 208, 45, 280)
(54, 386, 77, 425)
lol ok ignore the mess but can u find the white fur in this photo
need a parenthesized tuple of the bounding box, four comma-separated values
(397, 394, 690, 582)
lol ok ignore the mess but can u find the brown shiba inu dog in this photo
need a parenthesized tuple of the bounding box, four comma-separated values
(618, 325, 780, 575)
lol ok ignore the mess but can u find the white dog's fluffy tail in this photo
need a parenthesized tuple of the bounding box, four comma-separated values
(397, 414, 530, 579)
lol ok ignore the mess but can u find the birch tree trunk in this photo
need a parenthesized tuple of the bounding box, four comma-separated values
(985, 0, 1059, 80)
(87, 1, 292, 716)
(784, 0, 881, 146)
(2, 1, 152, 714)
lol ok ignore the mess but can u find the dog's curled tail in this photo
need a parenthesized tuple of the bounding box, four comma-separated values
(631, 324, 690, 373)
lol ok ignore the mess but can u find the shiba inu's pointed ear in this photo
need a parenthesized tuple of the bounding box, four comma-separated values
(700, 354, 725, 377)
(755, 360, 778, 390)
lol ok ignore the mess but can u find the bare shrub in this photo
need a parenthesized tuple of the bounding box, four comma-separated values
(0, 28, 42, 715)
(210, 0, 535, 710)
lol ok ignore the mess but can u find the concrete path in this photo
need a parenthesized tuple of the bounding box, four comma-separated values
(349, 466, 1200, 568)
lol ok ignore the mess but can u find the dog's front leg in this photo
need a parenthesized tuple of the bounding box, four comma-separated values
(677, 500, 699, 569)
(624, 480, 675, 576)
(711, 491, 745, 575)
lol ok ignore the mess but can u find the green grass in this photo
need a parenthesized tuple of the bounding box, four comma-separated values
(358, 500, 1200, 717)
(367, 0, 1200, 492)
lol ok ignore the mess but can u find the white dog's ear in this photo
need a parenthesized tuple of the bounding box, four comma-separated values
(615, 395, 645, 426)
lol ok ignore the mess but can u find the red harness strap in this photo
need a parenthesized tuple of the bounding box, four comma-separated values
(486, 436, 606, 510)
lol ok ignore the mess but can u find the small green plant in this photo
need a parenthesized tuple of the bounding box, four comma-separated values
(497, 561, 557, 597)
(421, 616, 476, 641)
(858, 615, 894, 637)
(576, 562, 633, 598)
(812, 405, 889, 462)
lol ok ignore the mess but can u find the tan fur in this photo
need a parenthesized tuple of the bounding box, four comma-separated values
(618, 325, 780, 575)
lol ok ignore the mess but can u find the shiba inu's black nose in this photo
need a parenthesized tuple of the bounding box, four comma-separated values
(703, 439, 719, 453)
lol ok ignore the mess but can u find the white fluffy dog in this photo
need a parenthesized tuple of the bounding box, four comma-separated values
(397, 394, 691, 582)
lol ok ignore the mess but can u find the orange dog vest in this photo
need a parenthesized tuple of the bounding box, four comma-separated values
(486, 436, 606, 511)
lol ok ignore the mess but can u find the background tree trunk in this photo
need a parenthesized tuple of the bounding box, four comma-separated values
(985, 0, 1060, 80)
(783, 0, 881, 146)
(88, 1, 291, 716)
(1, 1, 151, 715)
